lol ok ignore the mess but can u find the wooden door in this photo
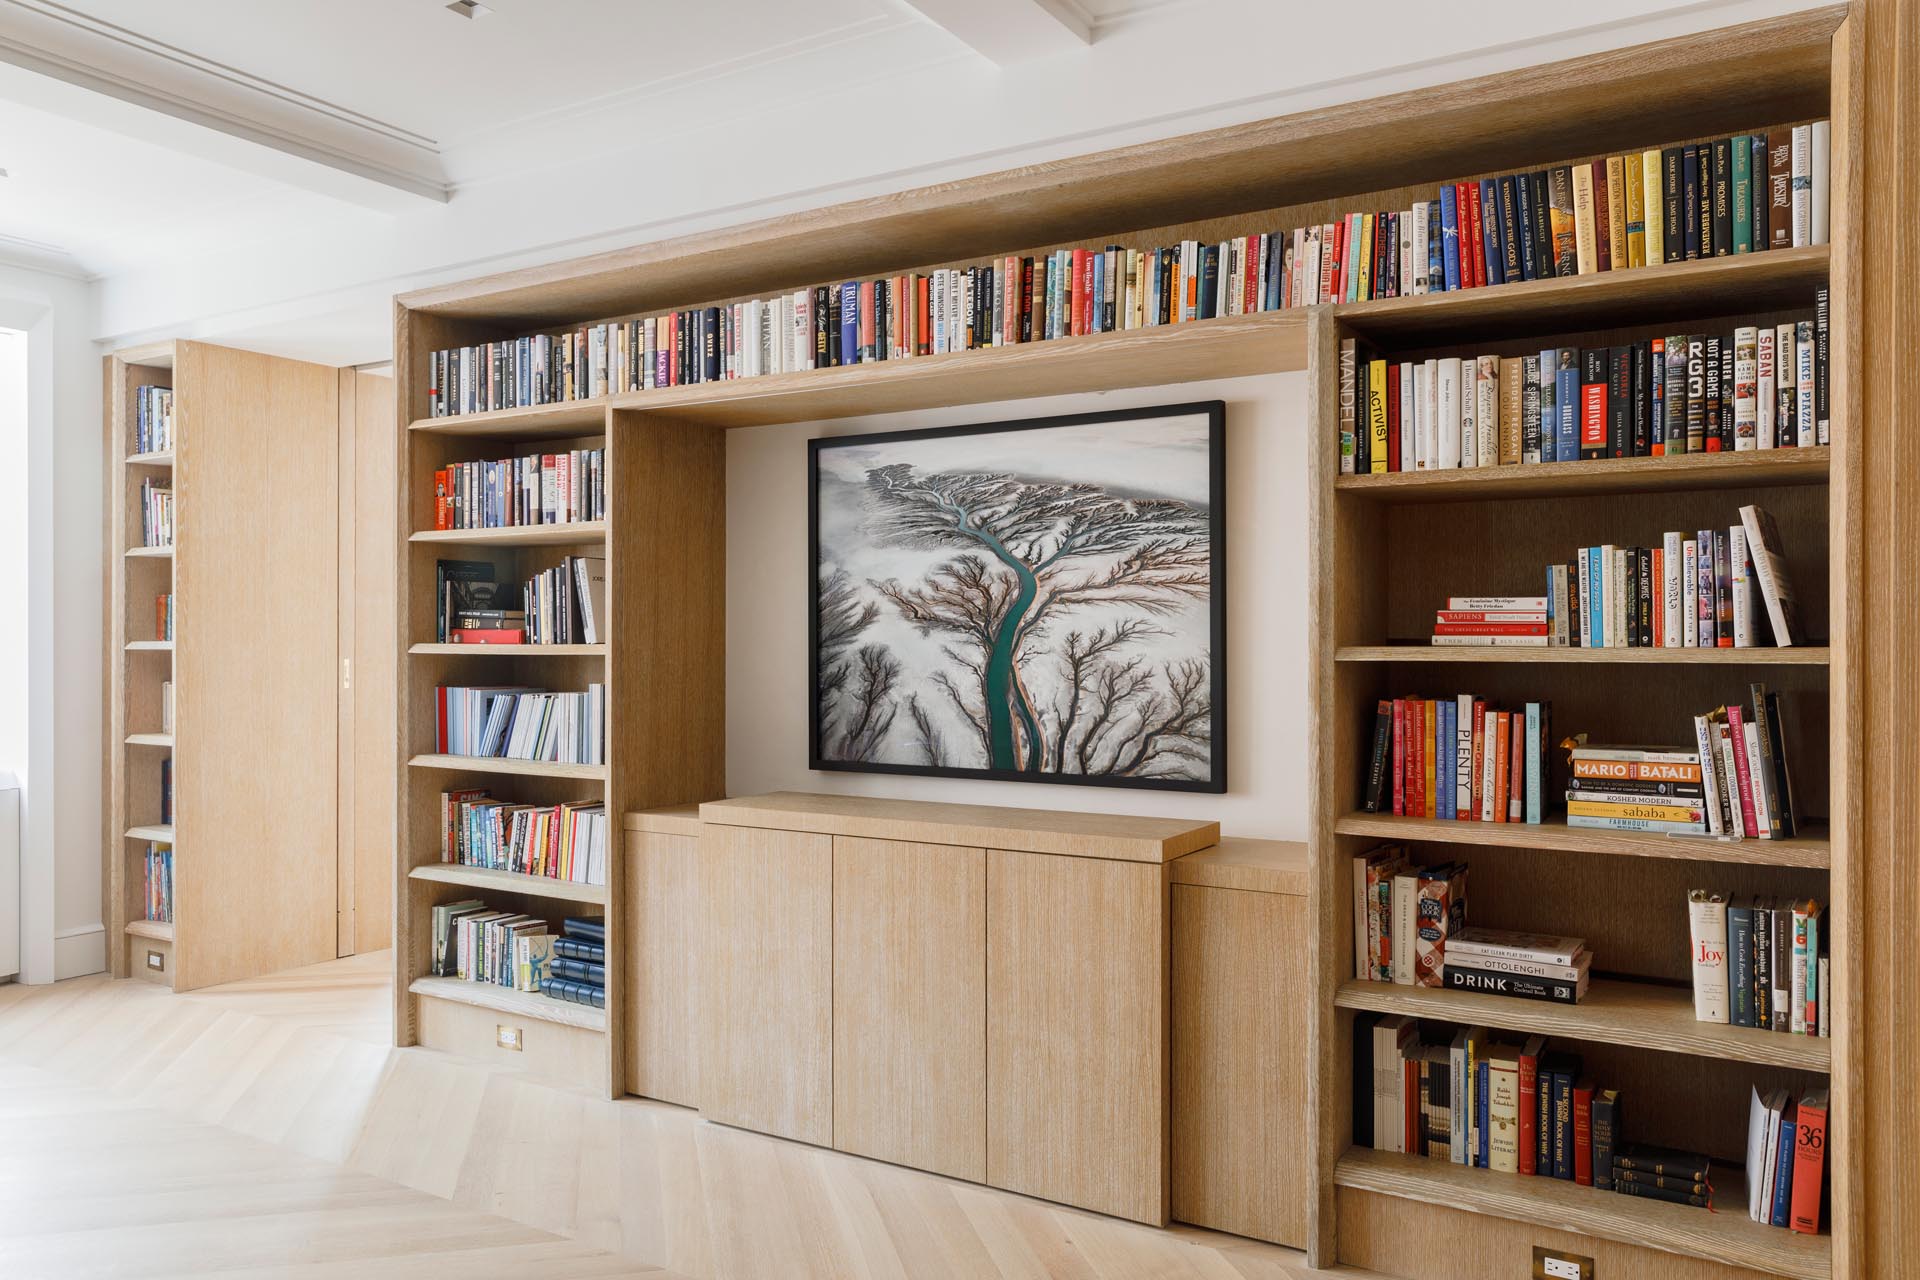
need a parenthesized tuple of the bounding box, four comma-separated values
(833, 835, 986, 1181)
(624, 822, 703, 1105)
(701, 823, 833, 1144)
(336, 368, 395, 956)
(986, 849, 1169, 1224)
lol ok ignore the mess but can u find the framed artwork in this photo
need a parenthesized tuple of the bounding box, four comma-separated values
(809, 401, 1225, 792)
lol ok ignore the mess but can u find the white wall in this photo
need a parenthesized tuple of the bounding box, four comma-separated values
(0, 261, 103, 982)
(727, 372, 1308, 840)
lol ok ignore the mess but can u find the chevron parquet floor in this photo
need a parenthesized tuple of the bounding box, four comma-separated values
(0, 954, 1362, 1280)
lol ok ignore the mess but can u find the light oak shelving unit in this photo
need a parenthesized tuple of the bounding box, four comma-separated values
(391, 7, 1869, 1272)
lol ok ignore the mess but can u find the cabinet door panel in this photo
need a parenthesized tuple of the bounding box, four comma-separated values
(833, 836, 986, 1181)
(701, 824, 832, 1145)
(625, 827, 703, 1106)
(986, 850, 1167, 1224)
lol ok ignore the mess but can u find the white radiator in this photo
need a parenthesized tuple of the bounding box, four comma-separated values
(0, 771, 18, 979)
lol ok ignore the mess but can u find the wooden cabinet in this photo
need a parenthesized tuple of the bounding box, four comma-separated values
(699, 822, 833, 1145)
(623, 807, 704, 1107)
(986, 848, 1170, 1225)
(1168, 837, 1311, 1247)
(832, 836, 986, 1181)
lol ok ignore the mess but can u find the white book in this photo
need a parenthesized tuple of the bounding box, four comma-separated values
(1374, 1016, 1416, 1152)
(1449, 1029, 1469, 1164)
(1476, 356, 1499, 467)
(1730, 526, 1753, 647)
(1480, 710, 1499, 819)
(1447, 596, 1547, 610)
(1682, 539, 1700, 647)
(1759, 1091, 1786, 1221)
(1485, 1048, 1522, 1173)
(1454, 358, 1476, 468)
(1576, 551, 1592, 648)
(1424, 359, 1445, 470)
(1436, 359, 1462, 470)
(1456, 693, 1475, 815)
(1401, 362, 1418, 473)
(1746, 1088, 1773, 1221)
(1732, 326, 1758, 450)
(1304, 226, 1322, 308)
(572, 556, 608, 645)
(1431, 635, 1549, 647)
(1790, 124, 1812, 248)
(1795, 322, 1817, 447)
(1391, 874, 1419, 984)
(1399, 211, 1414, 300)
(1448, 929, 1587, 966)
(1756, 326, 1776, 448)
(1791, 902, 1810, 1035)
(1744, 721, 1774, 840)
(1411, 203, 1431, 294)
(1818, 957, 1831, 1038)
(1718, 724, 1747, 839)
(1686, 889, 1730, 1023)
(1663, 532, 1684, 648)
(1810, 120, 1831, 245)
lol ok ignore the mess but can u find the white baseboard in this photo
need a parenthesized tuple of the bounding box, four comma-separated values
(53, 923, 106, 981)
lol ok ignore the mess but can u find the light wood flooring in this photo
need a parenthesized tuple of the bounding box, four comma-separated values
(0, 954, 1355, 1279)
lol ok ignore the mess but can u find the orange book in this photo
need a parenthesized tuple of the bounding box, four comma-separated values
(1469, 700, 1487, 820)
(155, 595, 168, 641)
(1790, 1091, 1829, 1234)
(1493, 713, 1512, 823)
(1508, 712, 1526, 820)
(434, 468, 451, 530)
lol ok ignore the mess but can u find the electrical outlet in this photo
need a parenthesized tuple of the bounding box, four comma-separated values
(496, 1024, 522, 1051)
(145, 950, 164, 972)
(1533, 1246, 1594, 1280)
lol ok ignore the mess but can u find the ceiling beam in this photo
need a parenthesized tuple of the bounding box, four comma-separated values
(896, 0, 1094, 65)
(0, 1, 447, 211)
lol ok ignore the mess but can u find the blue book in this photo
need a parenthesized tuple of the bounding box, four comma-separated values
(840, 283, 859, 365)
(1524, 702, 1543, 824)
(1495, 175, 1519, 283)
(1479, 179, 1502, 286)
(1436, 701, 1455, 820)
(1439, 186, 1462, 292)
(1426, 202, 1445, 293)
(1587, 546, 1605, 648)
(702, 306, 722, 381)
(1090, 252, 1106, 330)
(1537, 349, 1558, 462)
(1556, 363, 1580, 461)
(1771, 1107, 1798, 1226)
(1475, 1059, 1490, 1167)
(1551, 1066, 1575, 1179)
(1266, 233, 1283, 311)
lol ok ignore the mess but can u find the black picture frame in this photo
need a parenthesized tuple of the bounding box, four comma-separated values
(808, 400, 1226, 793)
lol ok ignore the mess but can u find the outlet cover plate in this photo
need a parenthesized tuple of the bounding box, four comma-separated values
(1533, 1246, 1594, 1280)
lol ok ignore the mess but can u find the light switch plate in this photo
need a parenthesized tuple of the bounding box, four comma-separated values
(1533, 1246, 1594, 1280)
(496, 1024, 522, 1051)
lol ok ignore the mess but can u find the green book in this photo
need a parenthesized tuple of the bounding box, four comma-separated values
(1732, 135, 1753, 254)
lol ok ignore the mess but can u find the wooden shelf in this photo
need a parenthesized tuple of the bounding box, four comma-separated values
(407, 753, 607, 781)
(124, 640, 173, 652)
(410, 308, 1309, 435)
(124, 919, 174, 943)
(124, 545, 174, 559)
(125, 824, 174, 843)
(1334, 1149, 1829, 1280)
(1335, 447, 1831, 504)
(125, 450, 173, 466)
(408, 642, 607, 657)
(1334, 813, 1832, 869)
(124, 733, 175, 749)
(408, 863, 610, 905)
(409, 976, 606, 1033)
(1336, 644, 1831, 665)
(409, 522, 607, 548)
(1335, 978, 1830, 1071)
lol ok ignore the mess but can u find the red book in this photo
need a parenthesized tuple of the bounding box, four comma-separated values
(1651, 548, 1664, 645)
(1727, 704, 1760, 835)
(1327, 220, 1345, 302)
(1580, 382, 1608, 454)
(452, 629, 526, 645)
(918, 275, 932, 355)
(1069, 249, 1089, 335)
(1386, 362, 1402, 471)
(1572, 1078, 1596, 1185)
(435, 685, 448, 754)
(1465, 183, 1487, 288)
(1435, 610, 1548, 623)
(1508, 713, 1525, 820)
(1244, 235, 1261, 313)
(1790, 1091, 1829, 1234)
(434, 468, 452, 530)
(1517, 1038, 1543, 1175)
(1492, 713, 1511, 823)
(1410, 699, 1426, 819)
(1469, 700, 1487, 820)
(1397, 694, 1413, 817)
(1405, 1058, 1420, 1154)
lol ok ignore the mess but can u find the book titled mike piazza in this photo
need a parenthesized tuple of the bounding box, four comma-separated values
(1442, 927, 1592, 1005)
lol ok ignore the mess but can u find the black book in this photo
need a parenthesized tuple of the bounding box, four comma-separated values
(1710, 138, 1733, 257)
(1514, 171, 1538, 280)
(1443, 963, 1583, 1005)
(550, 956, 606, 985)
(1615, 1181, 1711, 1208)
(1681, 145, 1702, 260)
(1566, 561, 1583, 648)
(1815, 287, 1831, 444)
(1570, 777, 1703, 799)
(562, 916, 606, 943)
(1622, 548, 1639, 647)
(1106, 244, 1123, 329)
(1196, 244, 1218, 318)
(1607, 345, 1632, 458)
(1592, 1090, 1621, 1191)
(1498, 174, 1523, 283)
(1637, 547, 1654, 647)
(1764, 689, 1798, 837)
(1661, 148, 1685, 263)
(1531, 170, 1554, 276)
(1631, 341, 1651, 456)
(813, 286, 831, 367)
(1749, 135, 1770, 253)
(1351, 1012, 1379, 1149)
(1720, 340, 1736, 449)
(1019, 258, 1035, 343)
(1363, 700, 1392, 812)
(552, 936, 605, 963)
(1612, 1168, 1708, 1192)
(1614, 1143, 1713, 1179)
(1703, 335, 1723, 450)
(437, 560, 506, 644)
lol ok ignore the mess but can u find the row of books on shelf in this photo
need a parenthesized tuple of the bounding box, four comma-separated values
(430, 449, 605, 531)
(1472, 506, 1803, 651)
(133, 384, 173, 455)
(1690, 891, 1827, 1035)
(433, 684, 605, 765)
(142, 843, 172, 924)
(439, 788, 609, 888)
(1562, 702, 1798, 840)
(139, 478, 173, 548)
(429, 902, 606, 1010)
(424, 122, 1829, 419)
(1362, 696, 1552, 823)
(1355, 1014, 1828, 1232)
(1341, 302, 1829, 475)
(435, 557, 605, 646)
(155, 593, 173, 643)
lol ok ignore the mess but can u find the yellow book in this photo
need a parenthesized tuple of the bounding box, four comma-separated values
(1358, 213, 1375, 302)
(1424, 700, 1438, 817)
(1605, 155, 1628, 270)
(1571, 163, 1598, 276)
(1642, 149, 1665, 266)
(1567, 800, 1707, 823)
(1368, 359, 1389, 474)
(1623, 155, 1647, 268)
(1498, 357, 1524, 464)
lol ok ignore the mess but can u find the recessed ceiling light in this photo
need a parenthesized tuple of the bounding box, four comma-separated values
(445, 1, 492, 17)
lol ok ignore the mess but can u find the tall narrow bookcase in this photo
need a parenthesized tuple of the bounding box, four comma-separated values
(1306, 21, 1860, 1280)
(392, 8, 1875, 1270)
(104, 340, 344, 991)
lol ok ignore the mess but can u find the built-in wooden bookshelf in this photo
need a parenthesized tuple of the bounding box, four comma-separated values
(389, 4, 1872, 1270)
(1305, 9, 1859, 1278)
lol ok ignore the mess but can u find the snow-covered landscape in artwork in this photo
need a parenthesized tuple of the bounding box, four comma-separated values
(811, 404, 1223, 791)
